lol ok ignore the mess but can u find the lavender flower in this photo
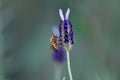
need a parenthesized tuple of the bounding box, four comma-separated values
(50, 8, 74, 80)
(59, 8, 74, 50)
(52, 46, 66, 63)
(59, 8, 74, 80)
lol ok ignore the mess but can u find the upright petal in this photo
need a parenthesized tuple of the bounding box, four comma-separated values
(65, 8, 70, 20)
(59, 9, 64, 21)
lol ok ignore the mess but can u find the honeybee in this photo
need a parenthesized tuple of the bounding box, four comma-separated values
(50, 35, 59, 51)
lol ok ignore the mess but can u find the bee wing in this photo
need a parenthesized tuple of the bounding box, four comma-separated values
(59, 9, 64, 21)
(65, 8, 70, 20)
(52, 26, 59, 37)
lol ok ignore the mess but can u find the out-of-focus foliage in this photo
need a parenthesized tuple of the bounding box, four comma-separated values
(0, 0, 120, 80)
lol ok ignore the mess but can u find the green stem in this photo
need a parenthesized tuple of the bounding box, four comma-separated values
(62, 76, 65, 80)
(66, 50, 73, 80)
(54, 63, 62, 80)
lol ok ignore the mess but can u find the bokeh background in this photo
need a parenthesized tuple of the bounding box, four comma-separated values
(0, 0, 120, 80)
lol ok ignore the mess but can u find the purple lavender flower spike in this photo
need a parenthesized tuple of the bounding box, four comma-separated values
(52, 46, 66, 63)
(59, 8, 74, 50)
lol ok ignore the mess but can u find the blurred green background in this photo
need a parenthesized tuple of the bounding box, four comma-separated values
(0, 0, 120, 80)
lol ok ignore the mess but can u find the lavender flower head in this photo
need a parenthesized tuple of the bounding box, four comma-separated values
(59, 8, 74, 51)
(50, 8, 74, 63)
(50, 8, 74, 80)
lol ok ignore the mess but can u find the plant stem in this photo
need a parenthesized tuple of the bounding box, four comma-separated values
(54, 63, 62, 80)
(62, 76, 65, 80)
(66, 50, 73, 80)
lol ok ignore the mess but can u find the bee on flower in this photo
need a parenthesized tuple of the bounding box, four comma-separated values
(50, 27, 65, 63)
(50, 34, 59, 51)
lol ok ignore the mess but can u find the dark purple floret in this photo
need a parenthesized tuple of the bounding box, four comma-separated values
(71, 40, 74, 44)
(70, 37, 73, 40)
(52, 46, 66, 63)
(59, 20, 63, 32)
(59, 21, 62, 42)
(69, 31, 73, 35)
(69, 21, 72, 28)
(64, 31, 69, 38)
(59, 20, 62, 25)
(59, 27, 62, 32)
(64, 20, 67, 24)
(64, 23, 67, 26)
(64, 35, 69, 38)
(64, 19, 67, 23)
(64, 30, 68, 34)
(64, 26, 68, 30)
(59, 27, 62, 33)
(64, 39, 69, 43)
(58, 38, 62, 43)
(68, 22, 74, 45)
(70, 37, 74, 44)
(69, 32, 73, 38)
